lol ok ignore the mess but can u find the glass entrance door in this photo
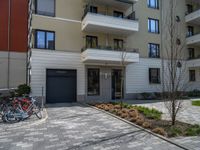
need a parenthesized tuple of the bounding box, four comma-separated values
(112, 69, 123, 100)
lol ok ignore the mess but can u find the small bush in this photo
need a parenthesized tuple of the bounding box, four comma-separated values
(136, 116, 145, 126)
(169, 127, 182, 137)
(185, 125, 200, 136)
(142, 122, 152, 129)
(120, 113, 128, 118)
(15, 84, 31, 97)
(188, 89, 200, 97)
(152, 127, 167, 136)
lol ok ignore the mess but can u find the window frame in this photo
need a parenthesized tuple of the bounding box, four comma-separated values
(149, 68, 161, 84)
(87, 68, 100, 96)
(189, 70, 196, 82)
(148, 18, 160, 34)
(147, 0, 159, 9)
(188, 48, 195, 59)
(148, 43, 160, 58)
(89, 6, 98, 13)
(86, 35, 98, 48)
(34, 30, 55, 50)
(187, 26, 194, 37)
(35, 0, 56, 17)
(187, 4, 193, 14)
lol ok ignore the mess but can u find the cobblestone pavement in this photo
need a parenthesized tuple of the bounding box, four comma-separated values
(0, 103, 190, 150)
(173, 136, 200, 150)
(131, 99, 200, 125)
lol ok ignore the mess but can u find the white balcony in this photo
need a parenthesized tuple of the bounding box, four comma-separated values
(187, 58, 200, 68)
(186, 9, 200, 24)
(82, 12, 139, 35)
(92, 0, 138, 9)
(186, 33, 200, 45)
(81, 48, 139, 65)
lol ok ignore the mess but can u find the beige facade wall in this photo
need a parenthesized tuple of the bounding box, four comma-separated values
(0, 52, 27, 89)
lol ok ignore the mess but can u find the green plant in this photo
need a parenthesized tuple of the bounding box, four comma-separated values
(15, 84, 31, 97)
(192, 100, 200, 106)
(140, 92, 151, 100)
(133, 106, 162, 120)
(188, 89, 200, 97)
(169, 127, 182, 137)
(185, 125, 200, 136)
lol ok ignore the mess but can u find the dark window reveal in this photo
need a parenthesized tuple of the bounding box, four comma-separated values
(148, 43, 160, 58)
(88, 69, 100, 96)
(149, 68, 160, 84)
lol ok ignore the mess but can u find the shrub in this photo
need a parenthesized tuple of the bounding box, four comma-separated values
(188, 89, 200, 97)
(185, 125, 200, 136)
(15, 84, 31, 97)
(152, 127, 167, 136)
(142, 122, 152, 129)
(114, 105, 121, 109)
(129, 109, 138, 118)
(169, 127, 182, 137)
(136, 116, 144, 126)
(140, 92, 151, 100)
(120, 113, 128, 118)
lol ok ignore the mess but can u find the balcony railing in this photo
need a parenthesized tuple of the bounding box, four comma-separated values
(81, 45, 139, 53)
(82, 10, 137, 21)
(186, 32, 200, 45)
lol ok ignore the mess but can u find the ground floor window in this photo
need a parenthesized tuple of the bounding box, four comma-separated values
(149, 68, 160, 84)
(189, 70, 196, 82)
(87, 68, 100, 96)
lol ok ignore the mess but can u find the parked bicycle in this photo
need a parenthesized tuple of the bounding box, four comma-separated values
(1, 96, 42, 123)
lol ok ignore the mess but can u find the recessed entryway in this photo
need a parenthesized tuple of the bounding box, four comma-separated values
(46, 69, 77, 103)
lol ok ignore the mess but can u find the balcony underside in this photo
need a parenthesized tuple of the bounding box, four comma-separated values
(81, 48, 139, 66)
(186, 34, 200, 46)
(186, 9, 200, 24)
(82, 13, 139, 35)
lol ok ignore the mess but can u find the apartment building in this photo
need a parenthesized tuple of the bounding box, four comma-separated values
(0, 0, 28, 90)
(28, 0, 200, 103)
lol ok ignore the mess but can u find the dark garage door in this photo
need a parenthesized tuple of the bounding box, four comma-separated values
(46, 69, 77, 103)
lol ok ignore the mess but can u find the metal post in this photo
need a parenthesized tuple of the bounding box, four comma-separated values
(42, 86, 44, 110)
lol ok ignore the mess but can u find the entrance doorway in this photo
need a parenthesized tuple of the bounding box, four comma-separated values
(112, 69, 123, 100)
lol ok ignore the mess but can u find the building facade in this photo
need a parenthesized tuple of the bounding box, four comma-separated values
(0, 0, 28, 90)
(28, 0, 200, 103)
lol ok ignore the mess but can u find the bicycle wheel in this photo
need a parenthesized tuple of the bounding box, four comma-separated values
(34, 105, 42, 119)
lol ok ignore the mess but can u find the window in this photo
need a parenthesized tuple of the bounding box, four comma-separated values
(187, 26, 194, 37)
(148, 18, 159, 33)
(35, 0, 55, 17)
(149, 68, 160, 84)
(114, 39, 123, 50)
(147, 0, 159, 9)
(86, 36, 98, 48)
(189, 70, 196, 82)
(188, 48, 195, 59)
(90, 6, 98, 13)
(113, 11, 124, 18)
(88, 69, 100, 96)
(35, 30, 55, 50)
(187, 4, 193, 14)
(148, 43, 160, 58)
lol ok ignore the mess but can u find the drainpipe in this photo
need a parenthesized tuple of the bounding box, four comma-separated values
(7, 0, 11, 89)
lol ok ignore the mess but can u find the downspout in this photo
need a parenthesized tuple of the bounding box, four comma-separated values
(7, 0, 11, 89)
(160, 0, 165, 97)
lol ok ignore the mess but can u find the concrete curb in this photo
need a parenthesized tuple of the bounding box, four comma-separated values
(82, 103, 193, 150)
(4, 108, 48, 131)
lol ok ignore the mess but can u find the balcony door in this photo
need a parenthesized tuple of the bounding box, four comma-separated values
(112, 69, 123, 100)
(86, 36, 98, 49)
(114, 39, 123, 50)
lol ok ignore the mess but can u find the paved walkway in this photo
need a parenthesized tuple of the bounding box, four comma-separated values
(0, 103, 187, 150)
